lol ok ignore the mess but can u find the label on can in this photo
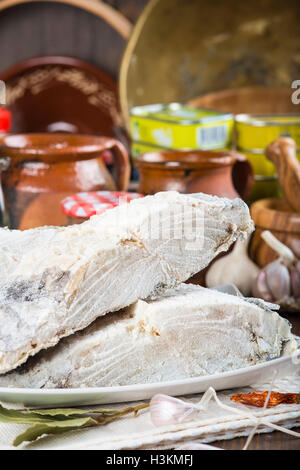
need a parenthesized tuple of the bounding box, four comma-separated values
(130, 103, 233, 150)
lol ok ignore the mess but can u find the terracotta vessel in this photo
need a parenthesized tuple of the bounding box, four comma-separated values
(0, 133, 130, 229)
(1, 56, 126, 143)
(250, 198, 300, 267)
(136, 149, 253, 200)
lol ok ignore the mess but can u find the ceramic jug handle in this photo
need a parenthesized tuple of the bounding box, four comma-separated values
(0, 157, 10, 172)
(103, 139, 130, 191)
(231, 151, 254, 201)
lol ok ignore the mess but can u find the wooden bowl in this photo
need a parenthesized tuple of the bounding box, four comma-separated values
(250, 198, 300, 267)
(188, 87, 297, 115)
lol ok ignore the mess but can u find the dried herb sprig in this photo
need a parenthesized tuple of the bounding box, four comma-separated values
(0, 402, 149, 446)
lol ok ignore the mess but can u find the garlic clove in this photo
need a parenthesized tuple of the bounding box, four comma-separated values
(150, 394, 198, 427)
(175, 442, 223, 450)
(291, 260, 300, 298)
(265, 260, 291, 300)
(252, 270, 274, 302)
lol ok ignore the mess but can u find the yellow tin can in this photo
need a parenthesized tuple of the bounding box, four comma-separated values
(235, 114, 300, 201)
(130, 103, 233, 151)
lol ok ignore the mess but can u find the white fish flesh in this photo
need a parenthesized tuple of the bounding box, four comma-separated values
(0, 284, 296, 388)
(0, 191, 253, 374)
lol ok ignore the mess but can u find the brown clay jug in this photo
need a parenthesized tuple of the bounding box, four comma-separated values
(0, 133, 130, 229)
(136, 149, 253, 200)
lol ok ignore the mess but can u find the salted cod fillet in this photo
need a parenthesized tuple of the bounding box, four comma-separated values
(0, 284, 296, 388)
(0, 191, 253, 375)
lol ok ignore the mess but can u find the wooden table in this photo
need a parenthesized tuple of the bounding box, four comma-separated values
(214, 312, 300, 450)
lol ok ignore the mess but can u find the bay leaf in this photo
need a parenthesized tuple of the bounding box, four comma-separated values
(0, 401, 149, 446)
(0, 404, 61, 424)
(0, 404, 123, 424)
(30, 407, 119, 417)
(13, 416, 98, 446)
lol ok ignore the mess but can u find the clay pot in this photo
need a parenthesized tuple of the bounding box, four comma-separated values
(136, 149, 253, 200)
(136, 148, 253, 288)
(0, 133, 130, 229)
(250, 198, 300, 267)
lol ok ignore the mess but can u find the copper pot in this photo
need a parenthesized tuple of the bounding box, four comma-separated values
(0, 133, 130, 229)
(135, 149, 253, 200)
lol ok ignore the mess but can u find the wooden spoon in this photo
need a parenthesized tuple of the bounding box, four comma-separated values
(266, 137, 300, 213)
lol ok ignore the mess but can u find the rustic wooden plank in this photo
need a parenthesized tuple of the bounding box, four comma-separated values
(104, 0, 149, 23)
(0, 1, 129, 78)
(216, 427, 300, 450)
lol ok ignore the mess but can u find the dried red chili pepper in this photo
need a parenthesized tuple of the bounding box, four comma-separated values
(230, 391, 300, 408)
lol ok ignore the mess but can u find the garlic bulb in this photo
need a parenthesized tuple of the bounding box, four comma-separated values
(175, 442, 222, 450)
(266, 260, 291, 299)
(206, 238, 259, 296)
(252, 230, 300, 309)
(150, 394, 198, 427)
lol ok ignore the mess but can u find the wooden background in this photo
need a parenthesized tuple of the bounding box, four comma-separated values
(0, 0, 149, 78)
(104, 0, 149, 23)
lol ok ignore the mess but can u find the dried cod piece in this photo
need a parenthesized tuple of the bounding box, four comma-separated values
(0, 284, 296, 388)
(0, 191, 253, 375)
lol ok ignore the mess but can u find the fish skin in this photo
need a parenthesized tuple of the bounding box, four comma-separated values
(0, 191, 253, 375)
(0, 284, 296, 389)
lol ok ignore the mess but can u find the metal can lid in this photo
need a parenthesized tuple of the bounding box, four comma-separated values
(235, 113, 300, 127)
(130, 103, 233, 124)
(61, 191, 144, 219)
(0, 108, 11, 132)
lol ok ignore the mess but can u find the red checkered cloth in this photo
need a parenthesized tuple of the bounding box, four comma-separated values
(61, 191, 144, 219)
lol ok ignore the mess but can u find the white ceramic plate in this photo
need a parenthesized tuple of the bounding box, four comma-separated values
(0, 350, 298, 407)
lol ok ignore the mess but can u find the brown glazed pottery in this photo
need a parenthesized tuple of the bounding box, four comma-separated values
(0, 133, 130, 229)
(250, 198, 300, 267)
(1, 56, 124, 139)
(136, 149, 253, 200)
